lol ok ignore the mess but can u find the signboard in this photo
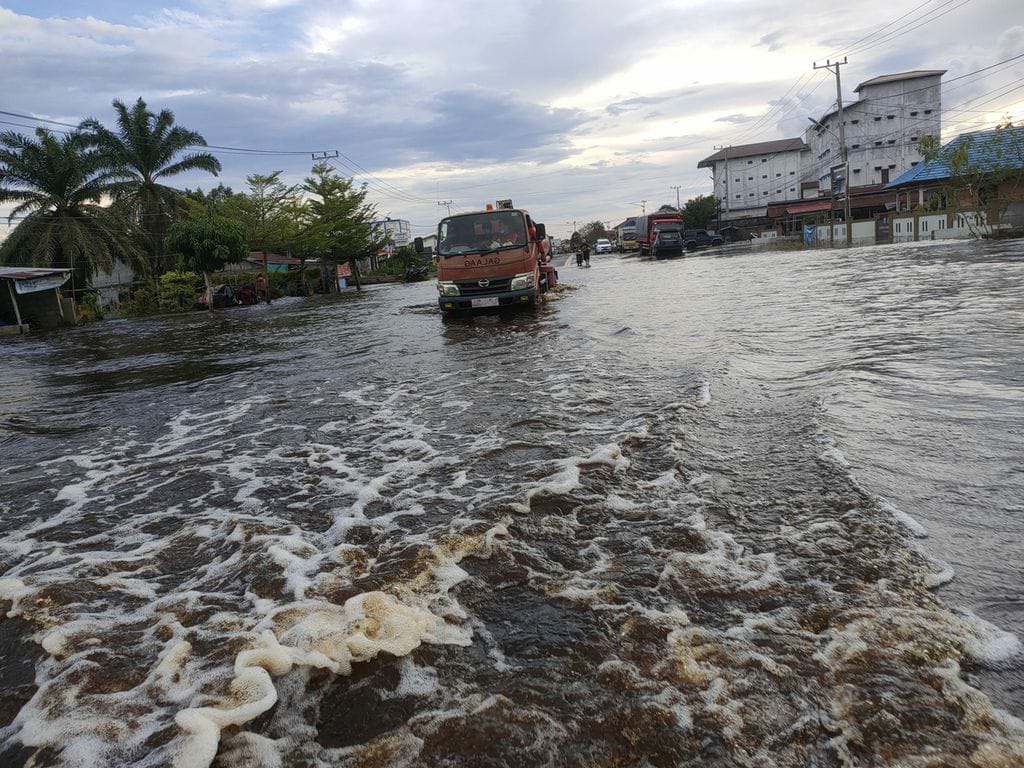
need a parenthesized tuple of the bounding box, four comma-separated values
(337, 262, 353, 277)
(14, 272, 70, 294)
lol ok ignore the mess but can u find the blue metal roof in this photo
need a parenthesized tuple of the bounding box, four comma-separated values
(887, 125, 1024, 188)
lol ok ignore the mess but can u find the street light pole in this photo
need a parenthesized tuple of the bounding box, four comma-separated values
(437, 200, 452, 216)
(640, 200, 647, 215)
(670, 185, 681, 211)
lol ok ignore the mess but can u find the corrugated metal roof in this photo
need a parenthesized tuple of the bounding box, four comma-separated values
(886, 125, 1024, 188)
(0, 266, 72, 280)
(784, 200, 832, 215)
(854, 70, 946, 93)
(698, 138, 808, 168)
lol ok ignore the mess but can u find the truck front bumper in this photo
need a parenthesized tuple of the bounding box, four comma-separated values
(438, 287, 537, 311)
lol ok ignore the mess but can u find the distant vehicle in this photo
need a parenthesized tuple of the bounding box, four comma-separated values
(594, 238, 613, 254)
(618, 223, 637, 252)
(635, 212, 685, 257)
(682, 229, 725, 250)
(651, 226, 684, 259)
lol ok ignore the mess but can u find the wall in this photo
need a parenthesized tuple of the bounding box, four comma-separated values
(714, 149, 807, 218)
(804, 74, 942, 193)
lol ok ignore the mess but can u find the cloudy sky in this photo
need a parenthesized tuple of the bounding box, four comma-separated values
(1, 0, 1022, 238)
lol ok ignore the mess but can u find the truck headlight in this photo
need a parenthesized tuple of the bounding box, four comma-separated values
(510, 272, 535, 291)
(438, 281, 459, 296)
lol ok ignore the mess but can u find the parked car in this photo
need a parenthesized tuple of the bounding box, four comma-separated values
(682, 229, 725, 250)
(594, 238, 613, 254)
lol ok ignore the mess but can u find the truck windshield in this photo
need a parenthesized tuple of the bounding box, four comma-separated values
(438, 212, 527, 256)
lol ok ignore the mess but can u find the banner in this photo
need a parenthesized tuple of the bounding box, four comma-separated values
(803, 225, 816, 245)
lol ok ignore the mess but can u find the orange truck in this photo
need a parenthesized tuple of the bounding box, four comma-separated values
(415, 200, 557, 313)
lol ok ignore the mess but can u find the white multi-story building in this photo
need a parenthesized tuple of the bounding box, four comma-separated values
(804, 69, 944, 194)
(697, 138, 809, 222)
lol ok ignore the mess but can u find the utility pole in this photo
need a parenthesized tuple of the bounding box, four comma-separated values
(670, 185, 681, 211)
(814, 58, 851, 245)
(713, 144, 730, 218)
(640, 200, 647, 215)
(437, 200, 452, 216)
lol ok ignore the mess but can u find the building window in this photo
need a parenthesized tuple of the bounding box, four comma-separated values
(874, 141, 882, 146)
(762, 191, 768, 196)
(851, 119, 859, 124)
(852, 168, 861, 174)
(922, 221, 928, 231)
(887, 139, 896, 144)
(735, 194, 741, 199)
(762, 174, 767, 179)
(790, 187, 796, 192)
(874, 116, 882, 121)
(851, 143, 860, 149)
(776, 189, 781, 193)
(790, 171, 795, 175)
(910, 136, 918, 142)
(776, 173, 781, 177)
(748, 160, 753, 164)
(910, 111, 919, 116)
(924, 109, 932, 114)
(762, 158, 767, 163)
(749, 192, 755, 197)
(748, 176, 753, 181)
(887, 115, 895, 120)
(911, 161, 919, 166)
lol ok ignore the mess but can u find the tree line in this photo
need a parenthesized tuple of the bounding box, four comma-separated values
(0, 97, 384, 310)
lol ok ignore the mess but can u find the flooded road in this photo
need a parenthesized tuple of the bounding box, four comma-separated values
(1, 239, 1023, 767)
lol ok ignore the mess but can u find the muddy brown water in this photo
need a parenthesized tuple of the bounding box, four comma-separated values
(1, 239, 1023, 767)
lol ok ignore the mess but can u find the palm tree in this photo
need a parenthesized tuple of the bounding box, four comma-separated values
(0, 128, 145, 294)
(80, 98, 222, 273)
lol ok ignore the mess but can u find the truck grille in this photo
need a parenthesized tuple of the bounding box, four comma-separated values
(458, 277, 512, 295)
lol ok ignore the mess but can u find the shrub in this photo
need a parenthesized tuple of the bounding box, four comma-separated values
(158, 271, 204, 311)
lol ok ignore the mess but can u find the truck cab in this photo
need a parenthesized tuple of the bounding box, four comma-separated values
(416, 203, 556, 313)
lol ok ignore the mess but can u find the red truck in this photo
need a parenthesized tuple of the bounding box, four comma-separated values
(416, 201, 557, 313)
(634, 211, 685, 258)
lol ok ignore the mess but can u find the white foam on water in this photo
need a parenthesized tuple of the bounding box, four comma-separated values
(955, 608, 1024, 665)
(818, 446, 850, 468)
(878, 498, 928, 538)
(696, 381, 711, 407)
(394, 656, 440, 698)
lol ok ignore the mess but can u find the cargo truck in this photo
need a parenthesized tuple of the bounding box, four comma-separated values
(415, 201, 557, 313)
(635, 212, 685, 258)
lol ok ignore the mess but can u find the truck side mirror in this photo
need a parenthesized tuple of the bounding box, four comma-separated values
(534, 223, 546, 240)
(414, 237, 424, 254)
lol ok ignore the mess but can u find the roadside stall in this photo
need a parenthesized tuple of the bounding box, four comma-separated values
(0, 267, 73, 334)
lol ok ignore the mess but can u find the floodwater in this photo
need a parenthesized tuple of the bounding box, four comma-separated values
(1, 239, 1023, 767)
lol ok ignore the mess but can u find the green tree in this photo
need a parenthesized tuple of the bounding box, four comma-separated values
(224, 172, 299, 302)
(165, 214, 247, 310)
(80, 98, 221, 273)
(682, 194, 717, 230)
(183, 183, 237, 214)
(578, 221, 608, 244)
(0, 128, 144, 294)
(301, 163, 384, 291)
